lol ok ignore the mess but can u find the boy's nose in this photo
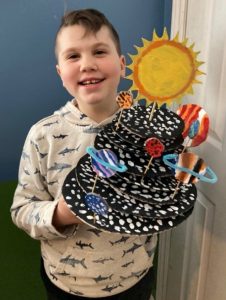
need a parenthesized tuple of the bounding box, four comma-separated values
(80, 57, 98, 72)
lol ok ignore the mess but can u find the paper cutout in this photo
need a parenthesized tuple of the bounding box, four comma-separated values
(116, 91, 133, 108)
(177, 104, 209, 147)
(144, 138, 165, 175)
(163, 153, 217, 184)
(116, 91, 133, 129)
(145, 137, 165, 158)
(127, 29, 204, 106)
(84, 193, 109, 217)
(86, 147, 127, 176)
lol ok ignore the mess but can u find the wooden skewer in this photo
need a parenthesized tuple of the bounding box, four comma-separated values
(181, 138, 191, 154)
(149, 102, 157, 121)
(171, 181, 180, 199)
(116, 110, 123, 130)
(92, 174, 98, 193)
(91, 175, 98, 223)
(144, 157, 154, 175)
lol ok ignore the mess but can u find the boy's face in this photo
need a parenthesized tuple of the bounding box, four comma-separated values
(56, 25, 125, 108)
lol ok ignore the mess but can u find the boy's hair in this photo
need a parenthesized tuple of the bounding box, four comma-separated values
(55, 8, 121, 59)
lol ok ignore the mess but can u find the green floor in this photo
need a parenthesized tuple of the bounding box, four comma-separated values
(0, 181, 46, 300)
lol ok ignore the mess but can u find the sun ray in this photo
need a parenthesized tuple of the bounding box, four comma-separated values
(126, 28, 204, 106)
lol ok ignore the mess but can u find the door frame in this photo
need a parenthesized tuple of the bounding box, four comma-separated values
(155, 1, 189, 299)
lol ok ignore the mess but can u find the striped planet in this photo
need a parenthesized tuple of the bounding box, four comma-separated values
(91, 149, 119, 178)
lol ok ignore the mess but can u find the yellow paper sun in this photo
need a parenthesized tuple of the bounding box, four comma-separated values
(127, 28, 204, 106)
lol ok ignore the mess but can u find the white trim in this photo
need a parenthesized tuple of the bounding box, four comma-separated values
(156, 231, 172, 300)
(171, 0, 188, 39)
(155, 1, 189, 299)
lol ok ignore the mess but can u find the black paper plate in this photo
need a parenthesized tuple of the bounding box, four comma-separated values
(62, 168, 194, 235)
(113, 104, 184, 139)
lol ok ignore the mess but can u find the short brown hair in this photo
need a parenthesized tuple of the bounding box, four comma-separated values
(55, 8, 121, 59)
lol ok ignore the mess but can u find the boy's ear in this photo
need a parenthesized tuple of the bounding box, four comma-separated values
(56, 65, 65, 87)
(121, 55, 126, 75)
(120, 55, 126, 77)
(56, 65, 61, 76)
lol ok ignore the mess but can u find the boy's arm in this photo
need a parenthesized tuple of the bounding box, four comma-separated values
(10, 126, 82, 240)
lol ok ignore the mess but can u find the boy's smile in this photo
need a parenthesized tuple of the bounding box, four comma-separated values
(56, 25, 125, 119)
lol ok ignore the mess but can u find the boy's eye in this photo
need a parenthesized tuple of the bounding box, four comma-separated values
(67, 54, 79, 60)
(95, 50, 107, 56)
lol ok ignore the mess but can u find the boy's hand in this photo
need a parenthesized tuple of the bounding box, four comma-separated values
(52, 196, 83, 230)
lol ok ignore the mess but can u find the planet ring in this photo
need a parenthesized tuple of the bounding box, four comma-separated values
(86, 146, 128, 173)
(163, 154, 218, 184)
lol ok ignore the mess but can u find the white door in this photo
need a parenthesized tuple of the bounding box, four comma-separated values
(156, 0, 226, 299)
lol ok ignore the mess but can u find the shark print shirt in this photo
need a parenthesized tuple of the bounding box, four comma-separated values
(11, 99, 158, 297)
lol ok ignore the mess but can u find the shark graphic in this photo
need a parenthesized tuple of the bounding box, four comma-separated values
(92, 257, 114, 264)
(23, 168, 30, 175)
(87, 228, 102, 237)
(49, 272, 58, 280)
(74, 123, 90, 127)
(109, 236, 130, 246)
(43, 120, 59, 127)
(102, 283, 123, 293)
(22, 151, 30, 160)
(30, 140, 39, 152)
(53, 134, 68, 139)
(69, 290, 84, 296)
(34, 168, 40, 174)
(80, 113, 87, 119)
(122, 243, 142, 257)
(93, 274, 113, 283)
(121, 259, 135, 268)
(58, 145, 80, 156)
(11, 207, 21, 218)
(34, 212, 40, 224)
(120, 274, 133, 280)
(18, 181, 28, 189)
(75, 241, 94, 250)
(30, 141, 47, 159)
(25, 195, 43, 202)
(83, 127, 102, 134)
(39, 152, 48, 159)
(48, 162, 71, 172)
(131, 269, 148, 279)
(55, 271, 70, 276)
(60, 255, 87, 269)
(147, 246, 157, 258)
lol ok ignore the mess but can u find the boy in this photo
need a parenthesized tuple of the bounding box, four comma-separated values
(11, 9, 157, 300)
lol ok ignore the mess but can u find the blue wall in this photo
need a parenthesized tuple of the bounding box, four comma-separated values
(0, 0, 172, 181)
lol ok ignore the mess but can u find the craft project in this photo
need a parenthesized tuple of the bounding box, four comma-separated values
(62, 28, 217, 236)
